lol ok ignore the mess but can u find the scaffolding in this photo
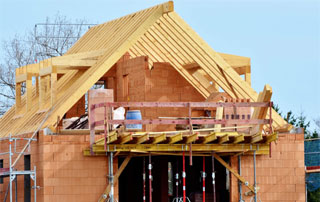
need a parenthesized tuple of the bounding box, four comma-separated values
(87, 101, 276, 202)
(0, 134, 38, 202)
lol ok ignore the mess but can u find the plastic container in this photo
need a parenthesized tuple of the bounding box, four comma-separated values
(125, 110, 142, 130)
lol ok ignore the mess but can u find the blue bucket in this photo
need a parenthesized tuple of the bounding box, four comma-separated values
(126, 110, 142, 130)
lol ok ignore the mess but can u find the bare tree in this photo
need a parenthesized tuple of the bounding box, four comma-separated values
(0, 13, 93, 115)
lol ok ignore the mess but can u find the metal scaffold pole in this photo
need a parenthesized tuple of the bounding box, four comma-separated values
(182, 150, 186, 202)
(212, 152, 216, 202)
(1, 135, 38, 202)
(239, 155, 243, 202)
(9, 134, 13, 202)
(254, 151, 257, 202)
(149, 153, 152, 202)
(109, 152, 114, 202)
(143, 157, 146, 202)
(175, 160, 179, 199)
(202, 156, 206, 202)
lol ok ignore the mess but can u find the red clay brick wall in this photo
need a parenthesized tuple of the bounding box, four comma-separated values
(65, 96, 86, 118)
(0, 132, 117, 202)
(230, 133, 305, 202)
(144, 62, 205, 131)
(116, 55, 148, 102)
(115, 57, 205, 132)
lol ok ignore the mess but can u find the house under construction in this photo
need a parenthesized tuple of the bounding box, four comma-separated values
(0, 2, 305, 202)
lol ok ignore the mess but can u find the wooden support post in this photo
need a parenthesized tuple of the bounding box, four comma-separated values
(251, 85, 272, 134)
(35, 77, 39, 96)
(15, 83, 21, 113)
(26, 73, 33, 111)
(50, 66, 57, 106)
(245, 72, 251, 86)
(215, 102, 224, 132)
(39, 62, 46, 109)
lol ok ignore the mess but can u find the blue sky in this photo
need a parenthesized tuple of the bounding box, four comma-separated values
(0, 0, 319, 130)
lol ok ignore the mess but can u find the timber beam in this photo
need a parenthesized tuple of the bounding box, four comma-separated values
(167, 133, 183, 144)
(116, 134, 133, 144)
(90, 143, 270, 154)
(183, 133, 198, 144)
(218, 134, 229, 144)
(232, 134, 245, 144)
(132, 134, 150, 144)
(213, 153, 255, 193)
(265, 133, 278, 144)
(149, 133, 167, 144)
(251, 133, 263, 144)
(198, 133, 217, 144)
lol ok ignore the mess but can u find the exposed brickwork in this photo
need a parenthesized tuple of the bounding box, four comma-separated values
(114, 57, 205, 131)
(65, 96, 86, 118)
(230, 133, 305, 202)
(88, 89, 114, 130)
(0, 55, 305, 201)
(0, 132, 117, 202)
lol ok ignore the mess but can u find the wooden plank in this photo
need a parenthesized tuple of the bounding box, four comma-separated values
(245, 71, 251, 86)
(251, 85, 272, 134)
(15, 74, 27, 83)
(251, 133, 263, 144)
(215, 131, 239, 137)
(215, 102, 224, 132)
(199, 133, 217, 144)
(52, 59, 97, 67)
(51, 66, 57, 106)
(15, 83, 21, 114)
(98, 155, 132, 202)
(133, 134, 150, 144)
(233, 134, 244, 144)
(149, 133, 167, 144)
(183, 133, 198, 144)
(189, 69, 217, 93)
(118, 134, 133, 144)
(39, 66, 53, 76)
(167, 133, 183, 144)
(265, 133, 278, 144)
(92, 143, 270, 154)
(218, 134, 229, 144)
(183, 62, 200, 70)
(107, 133, 118, 144)
(218, 52, 251, 74)
(26, 73, 33, 111)
(213, 153, 255, 193)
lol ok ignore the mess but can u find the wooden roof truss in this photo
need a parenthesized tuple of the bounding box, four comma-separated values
(0, 1, 291, 138)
